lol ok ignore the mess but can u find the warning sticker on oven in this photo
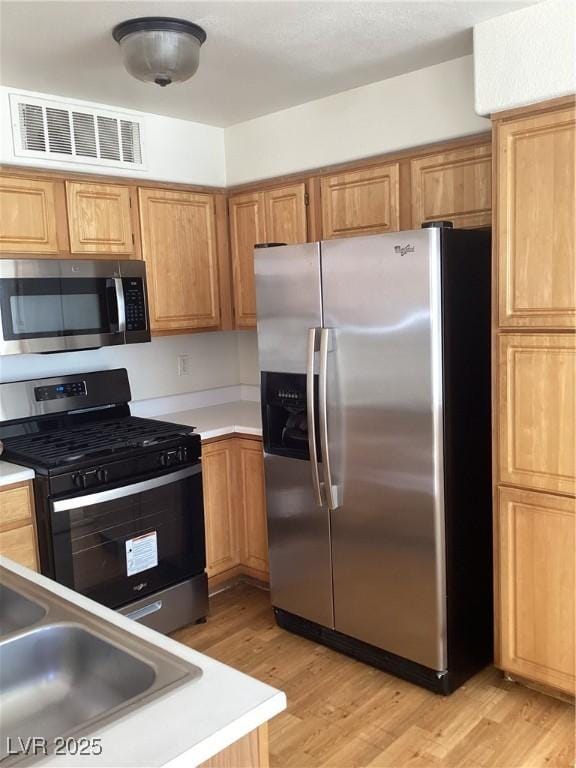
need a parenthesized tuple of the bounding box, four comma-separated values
(126, 532, 158, 577)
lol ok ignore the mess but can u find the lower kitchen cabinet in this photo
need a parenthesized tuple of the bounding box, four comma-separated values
(202, 437, 268, 584)
(0, 481, 38, 571)
(202, 439, 241, 579)
(496, 486, 575, 695)
(237, 438, 269, 578)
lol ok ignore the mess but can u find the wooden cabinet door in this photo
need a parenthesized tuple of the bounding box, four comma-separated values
(496, 106, 576, 328)
(139, 188, 220, 332)
(0, 481, 38, 571)
(66, 181, 135, 255)
(229, 192, 266, 328)
(202, 439, 240, 579)
(265, 183, 307, 245)
(0, 176, 61, 253)
(410, 143, 491, 228)
(497, 487, 575, 694)
(237, 438, 268, 576)
(320, 163, 400, 239)
(498, 334, 576, 495)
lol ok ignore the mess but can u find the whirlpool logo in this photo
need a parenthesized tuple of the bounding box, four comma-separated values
(394, 244, 415, 256)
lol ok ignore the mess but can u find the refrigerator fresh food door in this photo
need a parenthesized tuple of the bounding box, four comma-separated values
(255, 243, 334, 628)
(321, 229, 447, 671)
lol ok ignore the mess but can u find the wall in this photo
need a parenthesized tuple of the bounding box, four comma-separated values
(224, 55, 489, 185)
(0, 333, 241, 402)
(237, 331, 260, 387)
(0, 86, 226, 186)
(474, 0, 576, 115)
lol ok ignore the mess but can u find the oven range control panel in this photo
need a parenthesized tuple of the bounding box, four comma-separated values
(35, 381, 87, 402)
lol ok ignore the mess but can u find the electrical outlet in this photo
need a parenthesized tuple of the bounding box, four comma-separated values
(177, 354, 191, 376)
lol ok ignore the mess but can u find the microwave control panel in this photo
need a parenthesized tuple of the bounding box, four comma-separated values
(123, 278, 147, 332)
(35, 380, 87, 402)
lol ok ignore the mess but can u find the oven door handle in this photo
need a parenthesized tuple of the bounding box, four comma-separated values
(51, 464, 201, 513)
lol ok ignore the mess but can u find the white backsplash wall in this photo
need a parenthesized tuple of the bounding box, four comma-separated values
(237, 331, 260, 387)
(0, 332, 241, 402)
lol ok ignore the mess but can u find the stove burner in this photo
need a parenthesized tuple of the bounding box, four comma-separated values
(1, 416, 195, 470)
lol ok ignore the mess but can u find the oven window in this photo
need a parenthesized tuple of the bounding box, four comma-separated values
(51, 471, 205, 609)
(0, 277, 118, 339)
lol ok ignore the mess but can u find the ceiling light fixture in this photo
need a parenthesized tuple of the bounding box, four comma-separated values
(112, 17, 207, 88)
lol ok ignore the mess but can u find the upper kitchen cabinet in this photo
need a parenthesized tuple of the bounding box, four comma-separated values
(264, 183, 308, 244)
(320, 162, 400, 239)
(410, 143, 492, 229)
(495, 105, 576, 328)
(0, 175, 68, 254)
(66, 181, 136, 255)
(229, 183, 308, 328)
(229, 191, 266, 328)
(138, 188, 221, 333)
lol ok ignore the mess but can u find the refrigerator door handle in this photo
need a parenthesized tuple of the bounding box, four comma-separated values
(307, 327, 323, 507)
(319, 327, 339, 510)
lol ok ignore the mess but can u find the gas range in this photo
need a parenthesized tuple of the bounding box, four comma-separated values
(0, 368, 208, 634)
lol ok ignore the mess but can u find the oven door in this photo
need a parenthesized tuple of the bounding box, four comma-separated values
(0, 259, 125, 355)
(49, 464, 205, 609)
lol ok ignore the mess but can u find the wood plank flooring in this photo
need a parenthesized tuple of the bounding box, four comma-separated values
(172, 584, 575, 768)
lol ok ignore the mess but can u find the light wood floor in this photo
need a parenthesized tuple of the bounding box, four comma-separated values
(172, 583, 575, 768)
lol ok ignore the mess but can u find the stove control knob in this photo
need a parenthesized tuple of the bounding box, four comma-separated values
(72, 472, 84, 488)
(96, 468, 109, 483)
(177, 446, 187, 463)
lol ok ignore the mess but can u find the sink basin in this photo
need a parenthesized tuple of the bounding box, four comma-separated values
(0, 624, 157, 758)
(0, 566, 203, 764)
(0, 585, 46, 637)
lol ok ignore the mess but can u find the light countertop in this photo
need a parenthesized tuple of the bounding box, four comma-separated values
(0, 557, 285, 768)
(0, 460, 35, 487)
(154, 401, 262, 441)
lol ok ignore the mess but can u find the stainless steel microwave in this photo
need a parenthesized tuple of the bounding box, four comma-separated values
(0, 259, 150, 355)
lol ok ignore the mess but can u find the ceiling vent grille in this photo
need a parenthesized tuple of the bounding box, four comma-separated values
(10, 93, 145, 170)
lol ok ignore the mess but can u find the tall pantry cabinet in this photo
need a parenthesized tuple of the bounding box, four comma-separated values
(493, 99, 575, 696)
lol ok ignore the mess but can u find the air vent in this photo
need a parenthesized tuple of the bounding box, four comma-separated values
(10, 93, 145, 170)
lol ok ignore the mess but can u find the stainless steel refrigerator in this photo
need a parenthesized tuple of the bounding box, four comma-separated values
(254, 223, 493, 694)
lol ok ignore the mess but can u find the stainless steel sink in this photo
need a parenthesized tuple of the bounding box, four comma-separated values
(0, 567, 202, 764)
(0, 585, 46, 636)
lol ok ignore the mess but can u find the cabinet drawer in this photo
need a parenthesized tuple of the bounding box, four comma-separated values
(498, 334, 576, 495)
(0, 523, 38, 571)
(0, 483, 34, 529)
(497, 486, 575, 694)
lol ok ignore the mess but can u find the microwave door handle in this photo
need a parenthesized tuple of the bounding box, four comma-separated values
(51, 464, 201, 513)
(307, 328, 323, 507)
(319, 328, 339, 511)
(114, 277, 126, 334)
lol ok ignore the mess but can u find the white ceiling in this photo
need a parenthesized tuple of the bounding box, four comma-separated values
(0, 1, 537, 127)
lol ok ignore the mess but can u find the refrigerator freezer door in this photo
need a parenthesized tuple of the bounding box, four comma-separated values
(255, 241, 334, 627)
(264, 454, 334, 627)
(321, 229, 447, 671)
(255, 242, 323, 374)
